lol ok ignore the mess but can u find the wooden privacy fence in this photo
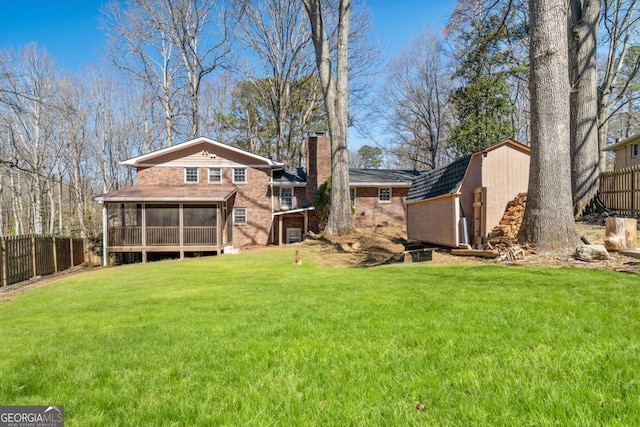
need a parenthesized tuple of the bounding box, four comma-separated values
(0, 235, 86, 287)
(600, 165, 640, 216)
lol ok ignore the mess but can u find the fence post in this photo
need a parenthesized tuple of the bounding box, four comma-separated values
(52, 237, 58, 273)
(70, 238, 74, 268)
(31, 235, 37, 278)
(633, 168, 637, 215)
(1, 238, 6, 287)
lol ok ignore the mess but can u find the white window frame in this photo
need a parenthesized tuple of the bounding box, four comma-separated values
(280, 187, 294, 210)
(233, 207, 247, 224)
(233, 168, 247, 183)
(185, 167, 199, 183)
(632, 143, 639, 158)
(350, 188, 356, 209)
(378, 187, 392, 203)
(208, 168, 222, 183)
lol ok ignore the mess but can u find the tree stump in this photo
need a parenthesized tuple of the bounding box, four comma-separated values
(603, 217, 638, 251)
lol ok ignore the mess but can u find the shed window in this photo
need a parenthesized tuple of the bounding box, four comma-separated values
(233, 207, 247, 224)
(280, 187, 293, 210)
(233, 168, 247, 183)
(632, 144, 639, 158)
(208, 168, 222, 183)
(378, 188, 392, 203)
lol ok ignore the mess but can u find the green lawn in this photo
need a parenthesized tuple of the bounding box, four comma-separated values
(1, 247, 639, 426)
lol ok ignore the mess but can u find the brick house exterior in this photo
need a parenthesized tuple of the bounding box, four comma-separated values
(95, 135, 420, 264)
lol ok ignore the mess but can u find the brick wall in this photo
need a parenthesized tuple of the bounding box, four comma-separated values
(352, 187, 409, 229)
(305, 134, 331, 205)
(135, 165, 274, 247)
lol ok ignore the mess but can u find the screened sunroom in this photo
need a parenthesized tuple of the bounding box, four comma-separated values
(94, 187, 236, 264)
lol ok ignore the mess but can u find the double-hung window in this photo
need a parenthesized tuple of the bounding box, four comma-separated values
(233, 168, 247, 183)
(185, 167, 198, 183)
(233, 207, 247, 224)
(208, 168, 222, 183)
(378, 188, 392, 203)
(280, 187, 293, 210)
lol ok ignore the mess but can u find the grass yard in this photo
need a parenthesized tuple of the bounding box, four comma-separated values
(1, 246, 639, 426)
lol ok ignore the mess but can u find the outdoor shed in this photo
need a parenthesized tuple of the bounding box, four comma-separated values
(405, 139, 530, 248)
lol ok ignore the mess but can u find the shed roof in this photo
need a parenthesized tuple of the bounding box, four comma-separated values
(405, 156, 472, 203)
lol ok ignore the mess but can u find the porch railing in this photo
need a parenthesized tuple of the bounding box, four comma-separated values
(108, 226, 217, 246)
(146, 227, 180, 245)
(108, 226, 142, 246)
(184, 226, 217, 246)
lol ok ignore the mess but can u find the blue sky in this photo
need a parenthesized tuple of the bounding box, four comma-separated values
(0, 0, 457, 72)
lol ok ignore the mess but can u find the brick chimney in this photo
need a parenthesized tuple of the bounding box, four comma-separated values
(306, 133, 331, 201)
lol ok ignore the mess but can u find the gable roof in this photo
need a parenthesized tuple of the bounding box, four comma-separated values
(121, 136, 283, 168)
(405, 139, 530, 203)
(406, 155, 472, 203)
(602, 132, 640, 152)
(349, 169, 422, 186)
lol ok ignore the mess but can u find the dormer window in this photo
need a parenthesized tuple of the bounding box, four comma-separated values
(185, 167, 198, 183)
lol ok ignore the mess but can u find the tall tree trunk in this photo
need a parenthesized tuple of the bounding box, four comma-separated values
(11, 172, 23, 235)
(569, 0, 600, 216)
(303, 0, 353, 235)
(519, 0, 579, 252)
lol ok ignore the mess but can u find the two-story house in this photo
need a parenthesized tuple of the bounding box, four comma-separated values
(94, 134, 420, 264)
(602, 132, 640, 169)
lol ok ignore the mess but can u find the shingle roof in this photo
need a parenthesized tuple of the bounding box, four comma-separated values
(406, 155, 472, 202)
(270, 168, 421, 185)
(272, 168, 306, 185)
(349, 169, 422, 185)
(94, 186, 237, 202)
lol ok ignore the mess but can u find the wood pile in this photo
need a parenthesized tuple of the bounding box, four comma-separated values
(488, 193, 527, 239)
(483, 193, 529, 261)
(485, 237, 526, 261)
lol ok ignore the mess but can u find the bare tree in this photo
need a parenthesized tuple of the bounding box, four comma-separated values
(102, 0, 184, 146)
(233, 0, 320, 164)
(164, 0, 231, 137)
(0, 45, 63, 234)
(303, 0, 353, 235)
(102, 0, 231, 143)
(518, 0, 579, 252)
(599, 0, 640, 152)
(377, 28, 451, 170)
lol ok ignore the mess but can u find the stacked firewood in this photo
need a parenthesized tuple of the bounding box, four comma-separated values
(487, 193, 527, 239)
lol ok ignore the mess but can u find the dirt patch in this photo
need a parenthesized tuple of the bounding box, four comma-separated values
(302, 220, 640, 274)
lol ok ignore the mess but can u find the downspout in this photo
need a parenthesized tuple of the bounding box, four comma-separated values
(270, 169, 275, 244)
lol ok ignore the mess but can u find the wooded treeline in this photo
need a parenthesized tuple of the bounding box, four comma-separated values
(1, 0, 639, 239)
